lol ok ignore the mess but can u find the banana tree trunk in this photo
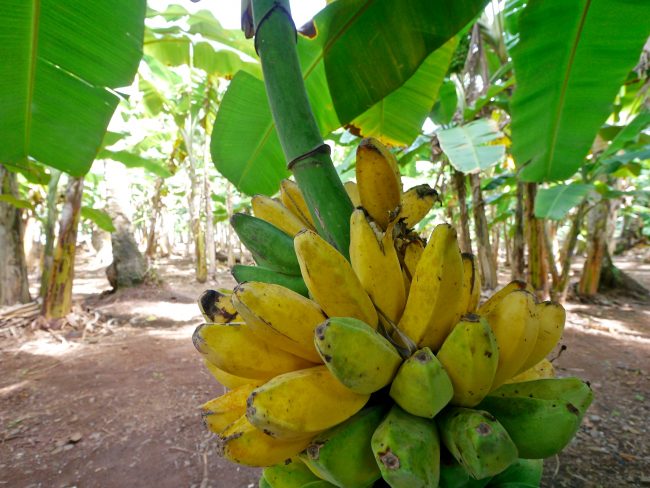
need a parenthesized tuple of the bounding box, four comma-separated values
(525, 182, 548, 299)
(553, 201, 587, 302)
(40, 169, 62, 298)
(470, 173, 498, 289)
(511, 181, 526, 281)
(453, 170, 472, 253)
(578, 198, 610, 296)
(145, 177, 164, 258)
(42, 176, 84, 318)
(203, 148, 216, 280)
(0, 164, 31, 306)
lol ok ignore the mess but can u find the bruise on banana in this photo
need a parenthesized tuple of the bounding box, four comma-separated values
(198, 289, 238, 323)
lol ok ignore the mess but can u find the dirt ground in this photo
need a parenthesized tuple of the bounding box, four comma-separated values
(1, 251, 649, 488)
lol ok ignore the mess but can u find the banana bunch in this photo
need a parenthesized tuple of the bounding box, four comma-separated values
(191, 138, 592, 487)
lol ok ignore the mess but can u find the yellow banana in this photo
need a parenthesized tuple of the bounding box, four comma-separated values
(437, 315, 499, 407)
(349, 209, 406, 323)
(198, 289, 240, 323)
(356, 138, 402, 229)
(344, 181, 361, 207)
(246, 365, 369, 439)
(460, 253, 481, 314)
(232, 281, 326, 363)
(397, 224, 464, 350)
(400, 236, 425, 281)
(519, 301, 566, 372)
(218, 414, 314, 467)
(203, 358, 260, 389)
(193, 323, 313, 380)
(201, 383, 257, 435)
(477, 280, 534, 316)
(397, 184, 439, 228)
(506, 358, 555, 384)
(280, 179, 316, 228)
(481, 290, 539, 389)
(252, 194, 309, 236)
(294, 229, 378, 327)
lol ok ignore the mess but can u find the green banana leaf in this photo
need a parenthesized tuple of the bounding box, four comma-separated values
(534, 183, 593, 220)
(81, 207, 116, 232)
(97, 149, 172, 179)
(0, 0, 146, 176)
(437, 119, 506, 173)
(510, 0, 650, 182)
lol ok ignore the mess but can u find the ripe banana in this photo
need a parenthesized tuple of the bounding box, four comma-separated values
(201, 383, 257, 435)
(506, 358, 555, 384)
(344, 181, 361, 207)
(232, 281, 326, 363)
(193, 323, 313, 380)
(437, 407, 518, 480)
(246, 365, 369, 439)
(400, 236, 425, 281)
(349, 209, 406, 322)
(252, 194, 310, 236)
(280, 179, 316, 228)
(231, 264, 309, 297)
(397, 184, 439, 229)
(461, 253, 481, 314)
(481, 290, 539, 389)
(356, 138, 402, 229)
(398, 223, 465, 350)
(300, 406, 385, 488)
(231, 213, 302, 275)
(198, 289, 239, 324)
(477, 280, 532, 316)
(203, 358, 260, 389)
(371, 404, 441, 488)
(519, 300, 565, 372)
(389, 347, 453, 418)
(477, 377, 593, 459)
(314, 317, 402, 394)
(437, 315, 499, 407)
(217, 414, 314, 467)
(261, 458, 322, 488)
(294, 229, 378, 327)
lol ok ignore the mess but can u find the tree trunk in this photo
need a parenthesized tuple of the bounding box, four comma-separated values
(42, 176, 84, 318)
(40, 169, 62, 298)
(578, 199, 610, 296)
(145, 178, 164, 258)
(0, 165, 31, 306)
(525, 183, 549, 299)
(470, 173, 498, 289)
(553, 201, 587, 302)
(203, 151, 216, 281)
(503, 221, 511, 267)
(511, 181, 526, 281)
(453, 170, 472, 253)
(186, 149, 208, 283)
(542, 220, 560, 289)
(598, 247, 649, 299)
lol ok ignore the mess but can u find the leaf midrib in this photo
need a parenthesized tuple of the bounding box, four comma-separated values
(25, 0, 41, 157)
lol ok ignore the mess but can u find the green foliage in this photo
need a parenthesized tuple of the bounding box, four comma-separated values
(437, 119, 506, 173)
(80, 208, 116, 232)
(534, 183, 593, 220)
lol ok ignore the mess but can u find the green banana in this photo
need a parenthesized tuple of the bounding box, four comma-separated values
(300, 406, 385, 488)
(371, 404, 440, 488)
(389, 347, 454, 418)
(476, 378, 593, 459)
(437, 407, 518, 480)
(230, 213, 301, 274)
(300, 482, 337, 488)
(260, 475, 273, 488)
(314, 317, 403, 394)
(232, 264, 309, 297)
(487, 458, 543, 487)
(261, 458, 322, 488)
(439, 461, 491, 488)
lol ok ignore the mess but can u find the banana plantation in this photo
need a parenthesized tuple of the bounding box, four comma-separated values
(1, 1, 649, 487)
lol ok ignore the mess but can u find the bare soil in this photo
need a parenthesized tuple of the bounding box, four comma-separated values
(1, 252, 649, 488)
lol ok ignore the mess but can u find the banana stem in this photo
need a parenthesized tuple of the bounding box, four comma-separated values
(251, 0, 353, 258)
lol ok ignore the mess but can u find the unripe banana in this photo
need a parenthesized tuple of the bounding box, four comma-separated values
(371, 404, 441, 488)
(397, 184, 439, 228)
(477, 378, 593, 459)
(232, 281, 326, 363)
(252, 194, 310, 236)
(314, 317, 402, 394)
(389, 347, 453, 418)
(439, 460, 492, 488)
(193, 323, 313, 380)
(398, 223, 465, 350)
(231, 213, 302, 275)
(231, 264, 309, 297)
(280, 179, 316, 228)
(203, 358, 260, 389)
(437, 315, 499, 407)
(201, 383, 257, 435)
(246, 365, 369, 439)
(519, 301, 565, 372)
(217, 414, 313, 467)
(356, 138, 402, 229)
(461, 253, 481, 314)
(261, 458, 322, 488)
(349, 209, 406, 322)
(198, 289, 239, 323)
(437, 407, 518, 480)
(344, 181, 361, 207)
(300, 406, 385, 488)
(481, 290, 539, 389)
(294, 229, 378, 327)
(488, 458, 543, 487)
(301, 482, 337, 488)
(506, 358, 555, 384)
